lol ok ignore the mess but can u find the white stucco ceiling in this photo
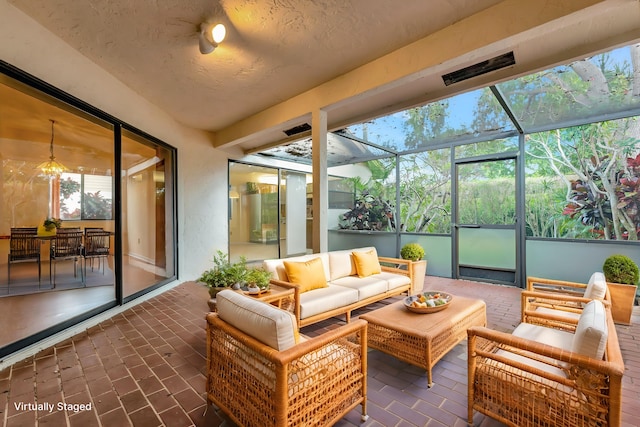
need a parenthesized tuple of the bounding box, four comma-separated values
(5, 0, 640, 153)
(6, 0, 503, 132)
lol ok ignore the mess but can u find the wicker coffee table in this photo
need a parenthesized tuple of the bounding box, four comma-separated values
(359, 295, 486, 387)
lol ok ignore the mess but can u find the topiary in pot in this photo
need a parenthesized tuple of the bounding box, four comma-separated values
(603, 254, 639, 285)
(400, 243, 425, 261)
(400, 243, 427, 294)
(603, 254, 639, 325)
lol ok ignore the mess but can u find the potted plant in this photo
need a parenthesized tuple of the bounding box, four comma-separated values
(400, 243, 427, 294)
(228, 256, 248, 290)
(603, 254, 639, 325)
(198, 251, 247, 298)
(245, 267, 272, 295)
(38, 217, 62, 236)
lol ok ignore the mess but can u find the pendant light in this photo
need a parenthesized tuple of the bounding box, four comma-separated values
(37, 119, 68, 178)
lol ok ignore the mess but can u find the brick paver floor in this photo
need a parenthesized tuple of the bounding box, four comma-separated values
(0, 276, 638, 426)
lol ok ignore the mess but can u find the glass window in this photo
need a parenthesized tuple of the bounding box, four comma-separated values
(259, 131, 392, 167)
(229, 162, 280, 263)
(497, 45, 640, 132)
(0, 72, 117, 354)
(331, 157, 397, 232)
(59, 172, 113, 220)
(399, 149, 451, 233)
(454, 137, 519, 158)
(525, 117, 640, 240)
(346, 88, 516, 152)
(121, 129, 176, 299)
(328, 177, 355, 209)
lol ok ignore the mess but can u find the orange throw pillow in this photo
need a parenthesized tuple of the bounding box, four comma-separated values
(283, 257, 328, 293)
(352, 249, 381, 278)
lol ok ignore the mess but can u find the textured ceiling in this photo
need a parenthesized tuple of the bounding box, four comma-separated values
(7, 0, 503, 132)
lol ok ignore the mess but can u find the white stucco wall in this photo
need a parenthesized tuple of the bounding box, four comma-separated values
(0, 0, 228, 281)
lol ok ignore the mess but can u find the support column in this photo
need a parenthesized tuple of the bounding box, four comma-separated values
(311, 109, 328, 253)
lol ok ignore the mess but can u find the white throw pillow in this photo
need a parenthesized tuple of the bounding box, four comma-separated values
(571, 300, 608, 360)
(216, 290, 298, 351)
(584, 272, 607, 300)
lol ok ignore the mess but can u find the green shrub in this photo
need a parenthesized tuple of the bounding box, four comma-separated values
(198, 251, 247, 288)
(400, 243, 425, 261)
(603, 254, 639, 285)
(246, 267, 272, 290)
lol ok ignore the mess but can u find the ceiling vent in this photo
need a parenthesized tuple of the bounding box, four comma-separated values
(283, 123, 311, 137)
(442, 51, 515, 86)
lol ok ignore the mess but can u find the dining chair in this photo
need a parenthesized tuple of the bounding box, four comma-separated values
(83, 227, 104, 233)
(50, 231, 84, 286)
(8, 227, 41, 287)
(57, 227, 82, 233)
(83, 230, 111, 276)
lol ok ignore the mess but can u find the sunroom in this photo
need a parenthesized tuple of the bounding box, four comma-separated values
(229, 43, 640, 289)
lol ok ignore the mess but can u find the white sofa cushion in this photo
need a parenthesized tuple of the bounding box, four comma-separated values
(263, 253, 331, 282)
(330, 275, 388, 300)
(376, 271, 411, 290)
(584, 272, 608, 300)
(328, 250, 357, 281)
(216, 290, 298, 351)
(571, 299, 608, 360)
(506, 322, 574, 389)
(299, 285, 359, 319)
(328, 247, 377, 280)
(511, 322, 574, 351)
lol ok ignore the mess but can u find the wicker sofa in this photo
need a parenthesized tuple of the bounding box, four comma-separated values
(468, 297, 624, 426)
(206, 290, 368, 427)
(263, 247, 413, 327)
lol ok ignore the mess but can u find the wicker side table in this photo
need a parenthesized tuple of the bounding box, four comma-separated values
(360, 295, 486, 387)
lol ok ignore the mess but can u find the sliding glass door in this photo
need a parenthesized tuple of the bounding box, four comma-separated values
(121, 129, 176, 300)
(0, 65, 177, 356)
(229, 162, 310, 263)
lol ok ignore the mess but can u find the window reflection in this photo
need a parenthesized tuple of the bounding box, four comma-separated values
(0, 68, 176, 356)
(0, 74, 117, 352)
(60, 173, 113, 220)
(121, 130, 176, 299)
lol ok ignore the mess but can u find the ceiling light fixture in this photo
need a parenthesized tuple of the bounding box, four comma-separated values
(199, 22, 226, 54)
(37, 119, 68, 178)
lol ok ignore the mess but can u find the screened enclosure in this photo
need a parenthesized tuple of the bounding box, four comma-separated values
(238, 43, 640, 286)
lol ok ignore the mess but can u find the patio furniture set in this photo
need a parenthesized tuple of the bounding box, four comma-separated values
(7, 226, 112, 289)
(206, 250, 623, 427)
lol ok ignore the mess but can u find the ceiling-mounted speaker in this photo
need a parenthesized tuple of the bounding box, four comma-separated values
(442, 51, 515, 86)
(283, 123, 312, 137)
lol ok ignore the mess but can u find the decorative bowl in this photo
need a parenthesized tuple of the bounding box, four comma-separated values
(404, 291, 453, 314)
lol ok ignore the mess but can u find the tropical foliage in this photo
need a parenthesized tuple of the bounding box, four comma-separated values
(338, 45, 640, 241)
(338, 190, 395, 231)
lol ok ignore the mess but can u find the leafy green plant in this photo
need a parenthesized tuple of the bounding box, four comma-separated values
(603, 254, 639, 285)
(400, 243, 425, 261)
(338, 190, 395, 231)
(82, 191, 113, 220)
(43, 217, 62, 231)
(198, 251, 247, 288)
(228, 256, 248, 285)
(245, 267, 272, 290)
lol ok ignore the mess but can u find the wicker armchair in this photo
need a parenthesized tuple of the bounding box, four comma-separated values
(522, 273, 610, 328)
(468, 300, 624, 427)
(206, 290, 368, 427)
